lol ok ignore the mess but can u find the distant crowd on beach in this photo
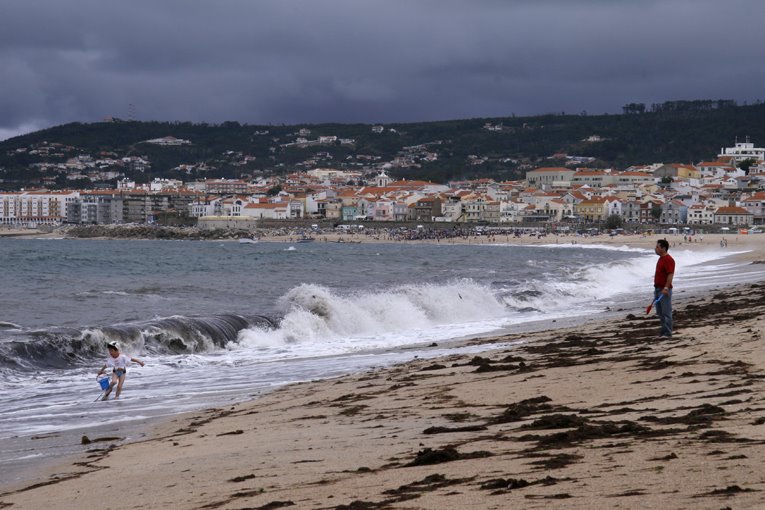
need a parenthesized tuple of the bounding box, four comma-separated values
(262, 225, 572, 243)
(2, 223, 748, 248)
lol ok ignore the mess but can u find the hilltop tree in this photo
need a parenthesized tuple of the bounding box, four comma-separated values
(622, 103, 646, 114)
(738, 158, 757, 175)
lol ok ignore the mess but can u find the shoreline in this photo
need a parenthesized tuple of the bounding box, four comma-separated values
(1, 235, 765, 508)
(1, 225, 762, 251)
(3, 282, 765, 508)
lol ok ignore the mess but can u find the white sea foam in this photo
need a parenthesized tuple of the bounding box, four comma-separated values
(528, 243, 652, 253)
(0, 244, 758, 478)
(509, 249, 741, 309)
(236, 248, 742, 361)
(237, 280, 507, 357)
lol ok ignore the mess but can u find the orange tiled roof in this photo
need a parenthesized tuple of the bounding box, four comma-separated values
(715, 206, 750, 214)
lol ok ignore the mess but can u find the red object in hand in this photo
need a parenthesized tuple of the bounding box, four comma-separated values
(646, 294, 664, 314)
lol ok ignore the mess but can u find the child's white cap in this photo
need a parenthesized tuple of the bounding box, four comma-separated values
(106, 341, 119, 349)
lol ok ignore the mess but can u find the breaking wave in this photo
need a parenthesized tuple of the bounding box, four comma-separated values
(0, 314, 274, 370)
(0, 248, 736, 371)
(237, 249, 733, 357)
(237, 280, 508, 352)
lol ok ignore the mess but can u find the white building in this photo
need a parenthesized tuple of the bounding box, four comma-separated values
(150, 178, 183, 192)
(241, 202, 289, 220)
(718, 138, 765, 163)
(687, 204, 715, 225)
(0, 191, 79, 226)
(143, 136, 192, 146)
(571, 170, 614, 187)
(189, 197, 223, 218)
(483, 123, 503, 132)
(713, 206, 753, 226)
(525, 167, 575, 188)
(614, 171, 655, 187)
(117, 178, 136, 190)
(749, 161, 765, 175)
(375, 170, 392, 187)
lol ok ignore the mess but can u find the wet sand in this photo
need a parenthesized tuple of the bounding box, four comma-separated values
(1, 237, 765, 509)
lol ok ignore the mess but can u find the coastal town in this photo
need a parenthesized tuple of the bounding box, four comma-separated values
(1, 134, 764, 232)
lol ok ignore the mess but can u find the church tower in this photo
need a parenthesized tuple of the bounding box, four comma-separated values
(376, 170, 391, 187)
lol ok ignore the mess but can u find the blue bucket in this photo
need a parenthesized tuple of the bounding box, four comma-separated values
(98, 377, 110, 391)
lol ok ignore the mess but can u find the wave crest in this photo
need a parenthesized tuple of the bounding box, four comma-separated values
(238, 280, 507, 350)
(0, 314, 274, 370)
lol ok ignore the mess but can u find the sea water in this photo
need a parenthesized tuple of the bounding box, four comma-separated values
(0, 237, 761, 482)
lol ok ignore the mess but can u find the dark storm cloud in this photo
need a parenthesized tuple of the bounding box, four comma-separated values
(1, 0, 764, 139)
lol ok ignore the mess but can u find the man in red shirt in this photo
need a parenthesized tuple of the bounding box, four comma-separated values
(654, 239, 675, 338)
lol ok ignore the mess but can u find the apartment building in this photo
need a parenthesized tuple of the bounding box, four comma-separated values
(0, 191, 78, 226)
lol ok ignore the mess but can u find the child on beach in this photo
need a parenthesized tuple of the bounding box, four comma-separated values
(96, 341, 145, 401)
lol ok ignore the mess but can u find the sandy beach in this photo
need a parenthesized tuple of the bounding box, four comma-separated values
(1, 236, 765, 509)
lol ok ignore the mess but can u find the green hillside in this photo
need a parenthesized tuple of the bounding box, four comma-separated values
(1, 100, 763, 190)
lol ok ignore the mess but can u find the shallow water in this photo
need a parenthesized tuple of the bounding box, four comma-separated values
(1, 237, 762, 483)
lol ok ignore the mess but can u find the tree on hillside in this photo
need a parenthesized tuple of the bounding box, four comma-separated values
(738, 158, 757, 175)
(651, 203, 663, 222)
(622, 103, 646, 114)
(605, 214, 623, 230)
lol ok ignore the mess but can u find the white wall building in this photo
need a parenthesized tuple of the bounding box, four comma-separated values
(189, 197, 223, 218)
(718, 138, 765, 163)
(0, 191, 79, 226)
(241, 202, 289, 220)
(143, 136, 192, 146)
(150, 178, 183, 192)
(687, 204, 715, 225)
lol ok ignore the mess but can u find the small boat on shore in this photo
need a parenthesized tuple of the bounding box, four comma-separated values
(239, 237, 259, 244)
(296, 236, 315, 243)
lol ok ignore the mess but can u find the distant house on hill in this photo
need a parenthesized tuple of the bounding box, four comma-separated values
(718, 138, 765, 163)
(142, 136, 192, 146)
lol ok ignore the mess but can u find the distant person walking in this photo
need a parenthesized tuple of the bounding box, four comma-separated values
(96, 341, 145, 400)
(653, 239, 675, 339)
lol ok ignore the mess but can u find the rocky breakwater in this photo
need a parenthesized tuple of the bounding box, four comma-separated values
(66, 225, 252, 241)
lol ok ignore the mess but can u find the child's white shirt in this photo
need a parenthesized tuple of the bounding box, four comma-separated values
(106, 354, 132, 370)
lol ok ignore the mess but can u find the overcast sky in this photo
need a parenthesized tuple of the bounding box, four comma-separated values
(1, 0, 764, 140)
